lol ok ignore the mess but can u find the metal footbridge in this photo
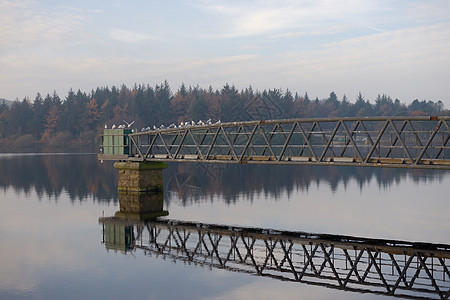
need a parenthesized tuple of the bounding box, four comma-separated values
(100, 218, 450, 299)
(99, 116, 450, 169)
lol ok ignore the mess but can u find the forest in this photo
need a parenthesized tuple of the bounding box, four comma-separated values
(0, 81, 448, 149)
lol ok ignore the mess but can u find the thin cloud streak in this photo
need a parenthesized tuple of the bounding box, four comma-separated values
(195, 0, 384, 38)
(109, 29, 154, 42)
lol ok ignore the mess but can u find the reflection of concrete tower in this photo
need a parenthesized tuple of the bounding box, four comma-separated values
(114, 161, 169, 220)
(115, 192, 168, 220)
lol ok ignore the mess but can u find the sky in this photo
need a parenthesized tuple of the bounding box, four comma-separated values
(1, 0, 450, 107)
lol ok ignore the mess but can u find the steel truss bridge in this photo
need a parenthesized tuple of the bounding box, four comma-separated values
(100, 218, 450, 299)
(100, 116, 450, 169)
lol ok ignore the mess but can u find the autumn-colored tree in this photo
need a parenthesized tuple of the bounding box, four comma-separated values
(85, 98, 102, 128)
(0, 109, 8, 137)
(41, 105, 60, 142)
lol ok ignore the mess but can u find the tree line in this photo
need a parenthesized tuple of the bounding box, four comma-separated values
(0, 81, 447, 148)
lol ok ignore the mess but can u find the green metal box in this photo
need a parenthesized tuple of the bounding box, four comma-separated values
(103, 129, 131, 155)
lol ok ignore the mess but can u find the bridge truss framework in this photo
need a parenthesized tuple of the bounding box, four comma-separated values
(100, 116, 450, 169)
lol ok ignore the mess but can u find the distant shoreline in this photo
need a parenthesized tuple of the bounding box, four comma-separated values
(0, 137, 98, 153)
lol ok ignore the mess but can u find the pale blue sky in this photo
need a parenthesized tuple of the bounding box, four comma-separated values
(1, 0, 449, 106)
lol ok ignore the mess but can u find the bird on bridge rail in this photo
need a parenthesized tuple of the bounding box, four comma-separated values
(123, 120, 135, 128)
(134, 119, 222, 132)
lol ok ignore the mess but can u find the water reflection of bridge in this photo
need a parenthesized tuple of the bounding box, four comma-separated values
(100, 218, 450, 299)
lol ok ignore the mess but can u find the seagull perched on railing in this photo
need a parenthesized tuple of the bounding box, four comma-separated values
(104, 124, 108, 129)
(123, 120, 135, 128)
(112, 124, 116, 129)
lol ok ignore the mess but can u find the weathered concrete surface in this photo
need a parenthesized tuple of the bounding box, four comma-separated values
(118, 192, 164, 213)
(114, 161, 168, 193)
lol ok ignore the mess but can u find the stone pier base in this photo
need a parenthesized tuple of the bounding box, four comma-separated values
(114, 161, 168, 220)
(114, 161, 168, 193)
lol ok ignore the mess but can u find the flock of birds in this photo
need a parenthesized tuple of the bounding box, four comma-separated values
(105, 119, 221, 132)
(105, 120, 135, 129)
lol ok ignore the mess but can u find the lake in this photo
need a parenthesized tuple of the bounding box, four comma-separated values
(0, 153, 449, 299)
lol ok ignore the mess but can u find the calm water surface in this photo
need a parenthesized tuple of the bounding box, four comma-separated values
(0, 153, 449, 299)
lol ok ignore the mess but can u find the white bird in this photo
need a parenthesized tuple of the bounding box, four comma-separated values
(112, 124, 116, 129)
(180, 121, 184, 127)
(153, 125, 157, 130)
(215, 120, 221, 125)
(191, 120, 195, 126)
(159, 124, 165, 129)
(118, 124, 125, 129)
(206, 119, 212, 124)
(123, 120, 135, 128)
(104, 124, 108, 129)
(169, 123, 176, 128)
(198, 120, 204, 126)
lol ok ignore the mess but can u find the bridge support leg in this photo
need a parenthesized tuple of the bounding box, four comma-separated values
(113, 161, 168, 220)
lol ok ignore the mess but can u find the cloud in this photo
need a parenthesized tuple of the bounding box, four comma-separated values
(2, 19, 449, 103)
(193, 0, 384, 38)
(0, 0, 86, 55)
(109, 29, 154, 43)
(290, 22, 450, 75)
(406, 1, 450, 23)
(271, 22, 450, 101)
